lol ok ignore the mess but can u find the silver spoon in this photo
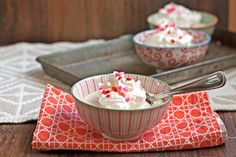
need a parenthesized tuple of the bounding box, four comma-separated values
(146, 71, 226, 105)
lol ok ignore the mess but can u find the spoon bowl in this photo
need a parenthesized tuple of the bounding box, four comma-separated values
(146, 71, 226, 105)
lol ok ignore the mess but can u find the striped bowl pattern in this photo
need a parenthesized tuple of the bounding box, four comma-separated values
(71, 74, 171, 141)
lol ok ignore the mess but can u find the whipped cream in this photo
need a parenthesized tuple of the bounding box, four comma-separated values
(158, 2, 202, 28)
(98, 72, 148, 109)
(143, 21, 193, 47)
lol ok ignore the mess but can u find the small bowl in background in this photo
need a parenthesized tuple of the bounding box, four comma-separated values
(71, 74, 171, 141)
(147, 11, 218, 36)
(133, 29, 211, 70)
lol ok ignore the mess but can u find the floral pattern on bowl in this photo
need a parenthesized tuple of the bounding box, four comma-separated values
(133, 30, 211, 70)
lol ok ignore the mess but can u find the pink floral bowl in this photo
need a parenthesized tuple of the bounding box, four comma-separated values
(133, 30, 211, 70)
(71, 73, 171, 141)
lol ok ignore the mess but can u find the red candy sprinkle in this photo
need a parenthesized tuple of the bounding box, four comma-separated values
(118, 86, 122, 92)
(102, 90, 107, 94)
(118, 76, 122, 80)
(102, 89, 110, 95)
(171, 39, 175, 43)
(159, 27, 165, 31)
(126, 77, 132, 81)
(170, 22, 176, 27)
(119, 92, 126, 97)
(115, 72, 124, 77)
(106, 94, 111, 98)
(99, 86, 104, 90)
(112, 86, 118, 92)
(123, 86, 128, 92)
(115, 73, 121, 77)
(167, 5, 175, 14)
(156, 25, 165, 31)
(125, 97, 131, 102)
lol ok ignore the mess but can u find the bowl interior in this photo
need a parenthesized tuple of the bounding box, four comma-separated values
(71, 74, 171, 110)
(133, 29, 211, 49)
(191, 12, 218, 29)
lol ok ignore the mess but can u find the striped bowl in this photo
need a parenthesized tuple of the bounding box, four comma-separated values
(71, 74, 171, 141)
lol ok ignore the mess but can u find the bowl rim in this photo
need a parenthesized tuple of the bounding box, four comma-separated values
(71, 73, 172, 112)
(147, 11, 219, 29)
(132, 29, 211, 49)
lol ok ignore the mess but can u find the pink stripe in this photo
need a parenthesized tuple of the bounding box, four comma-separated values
(85, 80, 90, 95)
(150, 79, 155, 93)
(74, 85, 80, 98)
(127, 111, 132, 136)
(150, 109, 156, 122)
(149, 78, 153, 91)
(82, 105, 90, 125)
(156, 80, 161, 94)
(100, 75, 104, 84)
(147, 108, 154, 128)
(143, 76, 148, 91)
(96, 109, 105, 133)
(79, 103, 87, 124)
(108, 110, 112, 135)
(88, 106, 96, 130)
(86, 105, 95, 129)
(137, 111, 144, 133)
(79, 83, 85, 97)
(92, 78, 97, 91)
(118, 111, 121, 136)
(155, 107, 161, 124)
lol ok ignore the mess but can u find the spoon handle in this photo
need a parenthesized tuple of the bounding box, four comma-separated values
(170, 71, 226, 95)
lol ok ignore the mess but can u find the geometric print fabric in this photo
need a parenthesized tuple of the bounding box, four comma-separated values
(32, 84, 226, 152)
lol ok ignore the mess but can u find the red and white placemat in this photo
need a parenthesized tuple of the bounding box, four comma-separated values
(32, 84, 227, 152)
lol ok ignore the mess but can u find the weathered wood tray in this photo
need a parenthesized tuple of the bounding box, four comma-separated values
(37, 30, 236, 86)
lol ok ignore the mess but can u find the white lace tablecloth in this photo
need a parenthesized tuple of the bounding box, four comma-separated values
(0, 41, 235, 123)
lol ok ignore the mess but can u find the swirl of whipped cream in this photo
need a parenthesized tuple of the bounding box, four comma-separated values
(98, 71, 147, 109)
(143, 20, 193, 47)
(158, 2, 202, 28)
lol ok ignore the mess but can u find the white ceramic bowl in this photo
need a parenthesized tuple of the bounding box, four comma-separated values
(133, 29, 211, 70)
(71, 73, 171, 141)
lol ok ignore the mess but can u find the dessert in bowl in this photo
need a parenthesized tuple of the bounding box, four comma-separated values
(133, 22, 211, 69)
(147, 2, 218, 35)
(71, 71, 171, 141)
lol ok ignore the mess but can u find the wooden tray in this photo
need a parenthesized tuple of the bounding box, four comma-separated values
(37, 30, 236, 86)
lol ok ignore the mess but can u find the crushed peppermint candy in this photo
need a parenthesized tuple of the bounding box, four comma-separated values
(99, 71, 132, 99)
(157, 2, 202, 28)
(144, 20, 193, 47)
(96, 71, 147, 109)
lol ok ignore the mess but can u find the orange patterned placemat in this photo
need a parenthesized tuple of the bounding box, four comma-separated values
(32, 84, 227, 152)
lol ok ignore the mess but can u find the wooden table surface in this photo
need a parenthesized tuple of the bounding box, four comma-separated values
(0, 112, 235, 157)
